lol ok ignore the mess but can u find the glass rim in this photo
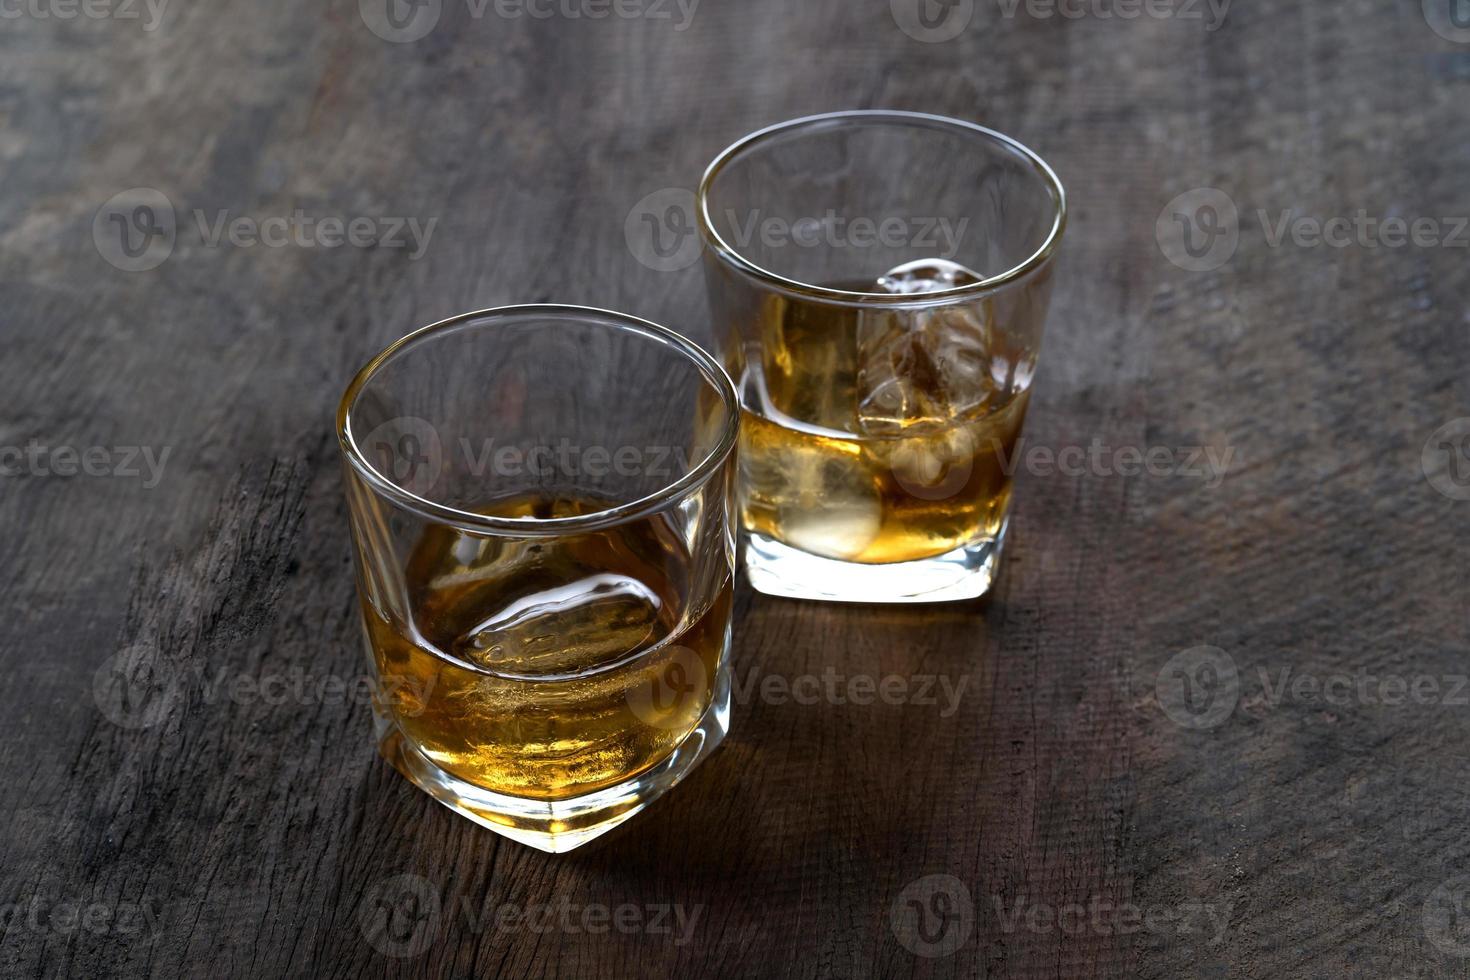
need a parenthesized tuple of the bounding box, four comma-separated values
(696, 109, 1067, 305)
(336, 304, 740, 536)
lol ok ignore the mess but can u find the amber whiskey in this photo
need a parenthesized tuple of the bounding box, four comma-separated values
(366, 494, 732, 801)
(732, 261, 1034, 565)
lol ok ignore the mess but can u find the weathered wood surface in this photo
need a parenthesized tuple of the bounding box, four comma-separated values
(2, 1, 1468, 976)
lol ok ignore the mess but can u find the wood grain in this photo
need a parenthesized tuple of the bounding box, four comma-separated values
(1, 0, 1467, 977)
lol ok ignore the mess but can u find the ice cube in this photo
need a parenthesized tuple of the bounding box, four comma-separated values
(875, 258, 984, 295)
(777, 475, 883, 561)
(453, 573, 664, 673)
(857, 259, 997, 435)
(884, 426, 974, 491)
(740, 411, 883, 561)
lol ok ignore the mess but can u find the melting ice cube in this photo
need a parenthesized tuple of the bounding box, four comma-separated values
(857, 259, 997, 435)
(739, 409, 884, 561)
(875, 257, 984, 295)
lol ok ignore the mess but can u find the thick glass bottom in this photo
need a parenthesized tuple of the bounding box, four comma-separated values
(742, 519, 1007, 603)
(374, 648, 731, 853)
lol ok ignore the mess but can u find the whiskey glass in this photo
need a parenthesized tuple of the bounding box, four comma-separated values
(698, 110, 1065, 603)
(337, 305, 739, 852)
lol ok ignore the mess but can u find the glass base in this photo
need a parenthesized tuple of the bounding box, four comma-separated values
(742, 520, 1007, 603)
(374, 654, 731, 853)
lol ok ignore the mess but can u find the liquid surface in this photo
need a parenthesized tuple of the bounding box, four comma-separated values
(366, 494, 731, 800)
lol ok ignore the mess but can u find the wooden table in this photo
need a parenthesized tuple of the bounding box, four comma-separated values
(4, 0, 1468, 976)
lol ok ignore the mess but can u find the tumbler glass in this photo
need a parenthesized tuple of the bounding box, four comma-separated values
(697, 110, 1065, 603)
(337, 305, 739, 852)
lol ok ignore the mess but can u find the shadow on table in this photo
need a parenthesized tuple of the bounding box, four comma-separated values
(325, 582, 1015, 971)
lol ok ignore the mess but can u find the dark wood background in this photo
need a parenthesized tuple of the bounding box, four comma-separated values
(4, 0, 1469, 976)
